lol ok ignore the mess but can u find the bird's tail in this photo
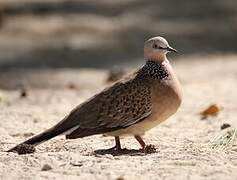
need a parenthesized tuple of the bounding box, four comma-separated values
(7, 118, 77, 153)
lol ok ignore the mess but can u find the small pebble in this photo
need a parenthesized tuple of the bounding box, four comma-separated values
(104, 154, 114, 160)
(20, 88, 28, 98)
(221, 123, 231, 130)
(70, 162, 83, 167)
(68, 83, 77, 89)
(41, 164, 53, 171)
(117, 176, 125, 180)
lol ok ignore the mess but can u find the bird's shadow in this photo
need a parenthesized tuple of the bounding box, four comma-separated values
(94, 148, 142, 156)
(94, 145, 157, 156)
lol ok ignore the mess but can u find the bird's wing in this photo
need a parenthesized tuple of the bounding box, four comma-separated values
(66, 75, 152, 138)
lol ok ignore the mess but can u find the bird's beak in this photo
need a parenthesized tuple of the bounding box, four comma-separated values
(167, 46, 178, 53)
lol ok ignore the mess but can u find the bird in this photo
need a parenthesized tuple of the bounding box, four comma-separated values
(8, 36, 182, 154)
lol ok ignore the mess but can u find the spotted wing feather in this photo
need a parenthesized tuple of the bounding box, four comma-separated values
(66, 74, 152, 138)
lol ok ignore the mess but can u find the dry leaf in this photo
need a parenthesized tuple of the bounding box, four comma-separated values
(200, 104, 223, 119)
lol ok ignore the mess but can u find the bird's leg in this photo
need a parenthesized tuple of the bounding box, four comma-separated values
(134, 135, 146, 150)
(107, 136, 122, 151)
(135, 135, 156, 154)
(114, 136, 122, 150)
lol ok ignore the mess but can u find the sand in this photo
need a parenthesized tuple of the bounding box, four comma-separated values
(0, 55, 237, 180)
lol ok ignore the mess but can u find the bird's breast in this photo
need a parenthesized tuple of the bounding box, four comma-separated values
(150, 61, 182, 119)
(106, 62, 182, 137)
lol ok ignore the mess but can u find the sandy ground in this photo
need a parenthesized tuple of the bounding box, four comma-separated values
(0, 55, 237, 180)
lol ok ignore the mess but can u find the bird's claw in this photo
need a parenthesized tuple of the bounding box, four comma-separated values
(140, 144, 156, 154)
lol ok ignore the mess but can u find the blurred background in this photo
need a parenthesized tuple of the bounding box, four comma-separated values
(0, 0, 236, 88)
(0, 0, 236, 68)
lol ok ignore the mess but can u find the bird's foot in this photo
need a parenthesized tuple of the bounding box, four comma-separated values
(140, 144, 156, 154)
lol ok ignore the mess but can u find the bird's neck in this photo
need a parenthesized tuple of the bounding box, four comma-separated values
(140, 60, 169, 81)
(144, 53, 167, 63)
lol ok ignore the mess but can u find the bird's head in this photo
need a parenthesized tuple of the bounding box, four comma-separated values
(144, 36, 177, 63)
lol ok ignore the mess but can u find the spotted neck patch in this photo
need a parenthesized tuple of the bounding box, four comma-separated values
(143, 60, 169, 80)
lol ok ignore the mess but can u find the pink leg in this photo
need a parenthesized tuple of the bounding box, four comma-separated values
(134, 135, 146, 150)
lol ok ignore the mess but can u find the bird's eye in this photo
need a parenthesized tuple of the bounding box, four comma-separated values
(153, 44, 164, 49)
(153, 44, 158, 49)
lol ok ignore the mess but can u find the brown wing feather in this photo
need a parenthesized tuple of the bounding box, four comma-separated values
(65, 72, 152, 138)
